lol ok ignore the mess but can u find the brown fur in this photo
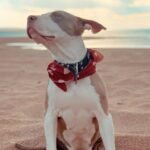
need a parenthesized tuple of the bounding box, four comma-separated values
(90, 73, 109, 115)
(51, 11, 84, 36)
(51, 11, 106, 36)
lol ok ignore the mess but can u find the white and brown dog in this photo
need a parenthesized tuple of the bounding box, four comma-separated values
(26, 10, 116, 150)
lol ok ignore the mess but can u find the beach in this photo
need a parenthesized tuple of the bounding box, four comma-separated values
(0, 37, 150, 150)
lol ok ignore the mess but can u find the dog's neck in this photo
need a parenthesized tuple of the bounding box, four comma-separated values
(45, 36, 87, 64)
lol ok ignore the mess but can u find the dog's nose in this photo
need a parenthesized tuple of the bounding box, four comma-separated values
(28, 15, 37, 22)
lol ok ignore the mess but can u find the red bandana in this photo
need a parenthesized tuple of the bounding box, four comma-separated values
(47, 49, 103, 92)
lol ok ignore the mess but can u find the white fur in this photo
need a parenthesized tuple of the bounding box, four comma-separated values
(97, 114, 115, 150)
(46, 36, 87, 63)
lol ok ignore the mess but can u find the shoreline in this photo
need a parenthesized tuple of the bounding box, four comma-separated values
(1, 37, 150, 50)
(0, 37, 150, 150)
(0, 37, 31, 44)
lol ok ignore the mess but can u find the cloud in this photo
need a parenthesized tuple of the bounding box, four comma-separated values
(0, 1, 50, 28)
(66, 8, 150, 30)
(13, 0, 100, 9)
(3, 0, 123, 10)
(131, 0, 150, 6)
(93, 0, 122, 6)
(0, 0, 150, 29)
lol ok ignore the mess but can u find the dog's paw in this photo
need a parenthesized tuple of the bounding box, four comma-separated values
(57, 138, 68, 150)
(92, 137, 104, 150)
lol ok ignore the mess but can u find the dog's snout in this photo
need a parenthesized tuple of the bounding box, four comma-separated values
(28, 15, 37, 22)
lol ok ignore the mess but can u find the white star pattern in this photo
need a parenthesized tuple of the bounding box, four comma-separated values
(57, 80, 65, 83)
(48, 70, 53, 75)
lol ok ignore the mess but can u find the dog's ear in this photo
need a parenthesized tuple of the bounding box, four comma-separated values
(78, 18, 106, 34)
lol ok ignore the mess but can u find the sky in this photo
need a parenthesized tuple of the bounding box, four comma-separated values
(0, 0, 150, 30)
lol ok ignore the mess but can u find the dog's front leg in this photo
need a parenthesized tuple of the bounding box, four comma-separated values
(44, 91, 57, 150)
(44, 107, 57, 150)
(91, 74, 115, 150)
(96, 110, 115, 150)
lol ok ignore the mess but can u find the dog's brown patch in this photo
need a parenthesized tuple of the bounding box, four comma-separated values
(51, 10, 106, 36)
(90, 73, 109, 115)
(51, 11, 84, 36)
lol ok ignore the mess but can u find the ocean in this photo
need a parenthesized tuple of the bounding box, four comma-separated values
(0, 28, 150, 49)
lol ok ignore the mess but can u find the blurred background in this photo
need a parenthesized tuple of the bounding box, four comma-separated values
(0, 0, 150, 48)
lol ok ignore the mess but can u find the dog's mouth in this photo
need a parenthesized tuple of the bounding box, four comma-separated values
(27, 27, 55, 40)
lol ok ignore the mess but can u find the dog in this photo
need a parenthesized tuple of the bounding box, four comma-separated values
(26, 10, 116, 150)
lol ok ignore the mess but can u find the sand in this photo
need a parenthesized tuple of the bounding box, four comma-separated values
(0, 37, 150, 150)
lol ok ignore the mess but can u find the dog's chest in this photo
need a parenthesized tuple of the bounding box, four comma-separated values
(47, 77, 100, 141)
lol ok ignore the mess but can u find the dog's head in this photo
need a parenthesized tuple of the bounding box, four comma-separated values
(27, 10, 106, 44)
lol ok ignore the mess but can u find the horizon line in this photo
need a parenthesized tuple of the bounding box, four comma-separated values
(0, 27, 150, 31)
